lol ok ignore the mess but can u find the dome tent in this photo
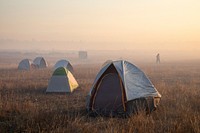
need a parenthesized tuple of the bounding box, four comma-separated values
(54, 59, 73, 73)
(33, 57, 48, 68)
(46, 67, 79, 93)
(18, 59, 34, 71)
(102, 60, 113, 68)
(86, 60, 161, 116)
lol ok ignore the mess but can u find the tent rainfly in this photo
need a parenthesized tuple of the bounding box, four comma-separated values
(86, 60, 161, 116)
(54, 60, 73, 72)
(46, 67, 79, 93)
(102, 60, 113, 68)
(33, 57, 48, 68)
(18, 59, 33, 71)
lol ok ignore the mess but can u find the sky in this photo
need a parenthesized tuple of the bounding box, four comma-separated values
(0, 0, 200, 55)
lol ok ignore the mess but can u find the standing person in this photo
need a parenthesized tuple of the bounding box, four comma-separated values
(156, 53, 160, 64)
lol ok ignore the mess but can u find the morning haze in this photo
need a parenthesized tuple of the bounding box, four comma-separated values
(0, 0, 200, 59)
(1, 1, 200, 132)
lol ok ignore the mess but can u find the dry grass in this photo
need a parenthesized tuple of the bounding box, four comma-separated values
(0, 62, 200, 133)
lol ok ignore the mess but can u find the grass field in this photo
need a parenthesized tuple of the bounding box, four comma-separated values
(0, 61, 200, 133)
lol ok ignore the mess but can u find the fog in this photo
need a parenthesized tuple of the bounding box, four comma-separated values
(0, 0, 200, 61)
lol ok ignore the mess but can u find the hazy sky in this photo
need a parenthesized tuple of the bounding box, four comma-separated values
(0, 0, 200, 52)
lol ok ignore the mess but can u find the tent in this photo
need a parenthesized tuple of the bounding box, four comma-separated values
(46, 67, 79, 93)
(54, 60, 73, 72)
(18, 59, 34, 70)
(102, 60, 113, 68)
(33, 57, 48, 68)
(86, 60, 161, 116)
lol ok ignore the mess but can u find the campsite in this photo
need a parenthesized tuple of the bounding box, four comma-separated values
(0, 51, 199, 133)
(1, 0, 200, 132)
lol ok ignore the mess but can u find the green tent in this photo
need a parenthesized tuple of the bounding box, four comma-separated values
(46, 67, 79, 93)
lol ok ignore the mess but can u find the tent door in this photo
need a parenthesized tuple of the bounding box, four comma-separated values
(93, 73, 123, 112)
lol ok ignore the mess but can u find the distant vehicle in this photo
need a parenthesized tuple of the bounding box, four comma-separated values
(78, 51, 87, 59)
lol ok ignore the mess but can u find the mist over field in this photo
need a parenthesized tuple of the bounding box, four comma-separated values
(1, 0, 200, 61)
(0, 0, 200, 133)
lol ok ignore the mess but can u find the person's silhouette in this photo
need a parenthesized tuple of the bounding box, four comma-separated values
(156, 53, 160, 64)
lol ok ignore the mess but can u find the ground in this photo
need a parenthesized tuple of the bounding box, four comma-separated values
(0, 60, 200, 133)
